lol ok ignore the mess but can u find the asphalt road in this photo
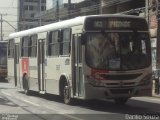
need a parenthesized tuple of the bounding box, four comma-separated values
(0, 82, 160, 120)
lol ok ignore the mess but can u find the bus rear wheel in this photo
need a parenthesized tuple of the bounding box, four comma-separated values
(63, 85, 71, 104)
(23, 74, 30, 95)
(114, 98, 128, 105)
(60, 79, 71, 104)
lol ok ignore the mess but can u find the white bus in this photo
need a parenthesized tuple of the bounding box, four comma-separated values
(7, 15, 152, 104)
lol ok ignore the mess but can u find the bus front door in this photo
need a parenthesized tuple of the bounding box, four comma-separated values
(72, 34, 84, 97)
(14, 44, 20, 87)
(37, 39, 45, 93)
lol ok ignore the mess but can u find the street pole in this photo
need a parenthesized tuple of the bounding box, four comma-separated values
(145, 0, 149, 22)
(1, 15, 2, 41)
(39, 0, 42, 26)
(100, 0, 103, 14)
(68, 0, 71, 19)
(0, 13, 7, 41)
(56, 0, 59, 21)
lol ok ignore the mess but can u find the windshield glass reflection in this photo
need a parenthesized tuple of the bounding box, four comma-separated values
(85, 32, 151, 70)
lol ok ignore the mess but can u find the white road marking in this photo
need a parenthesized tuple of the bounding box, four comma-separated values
(44, 106, 84, 120)
(21, 99, 40, 107)
(2, 91, 40, 107)
(1, 92, 12, 97)
(2, 91, 84, 120)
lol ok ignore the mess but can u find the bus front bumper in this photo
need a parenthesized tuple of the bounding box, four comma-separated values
(84, 82, 152, 100)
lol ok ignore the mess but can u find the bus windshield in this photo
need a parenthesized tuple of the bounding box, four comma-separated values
(85, 32, 151, 70)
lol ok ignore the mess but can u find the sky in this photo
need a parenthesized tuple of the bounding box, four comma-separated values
(0, 0, 17, 40)
(0, 0, 84, 40)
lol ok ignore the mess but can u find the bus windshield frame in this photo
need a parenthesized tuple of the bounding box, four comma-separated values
(84, 17, 151, 71)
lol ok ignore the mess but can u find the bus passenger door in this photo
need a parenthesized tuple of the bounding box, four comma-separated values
(72, 34, 84, 97)
(14, 44, 20, 87)
(37, 39, 45, 93)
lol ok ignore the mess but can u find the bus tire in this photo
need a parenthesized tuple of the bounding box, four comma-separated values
(60, 78, 71, 104)
(23, 74, 30, 95)
(63, 85, 71, 104)
(114, 98, 128, 105)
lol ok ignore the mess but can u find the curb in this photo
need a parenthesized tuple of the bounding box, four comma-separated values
(152, 94, 160, 98)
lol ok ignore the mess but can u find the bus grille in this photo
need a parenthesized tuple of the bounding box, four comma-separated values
(100, 73, 142, 80)
(110, 88, 133, 94)
(106, 82, 135, 86)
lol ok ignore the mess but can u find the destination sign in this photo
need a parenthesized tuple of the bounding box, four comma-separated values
(85, 17, 148, 31)
(108, 21, 131, 28)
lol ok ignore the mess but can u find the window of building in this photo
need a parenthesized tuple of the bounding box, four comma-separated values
(8, 39, 14, 58)
(41, 0, 46, 3)
(29, 5, 34, 11)
(41, 6, 46, 11)
(31, 13, 35, 18)
(29, 0, 33, 2)
(24, 5, 28, 10)
(30, 25, 34, 28)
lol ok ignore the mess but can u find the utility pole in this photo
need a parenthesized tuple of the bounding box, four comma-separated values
(68, 0, 71, 19)
(100, 0, 103, 14)
(56, 0, 59, 21)
(145, 0, 149, 22)
(0, 13, 7, 41)
(39, 0, 42, 26)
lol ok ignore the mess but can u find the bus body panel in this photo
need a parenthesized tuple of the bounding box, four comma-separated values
(7, 59, 14, 83)
(28, 58, 39, 91)
(45, 57, 71, 95)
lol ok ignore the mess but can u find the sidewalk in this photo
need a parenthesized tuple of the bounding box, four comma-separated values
(152, 80, 160, 98)
(152, 93, 160, 98)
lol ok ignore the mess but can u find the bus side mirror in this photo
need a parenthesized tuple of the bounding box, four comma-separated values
(81, 34, 86, 45)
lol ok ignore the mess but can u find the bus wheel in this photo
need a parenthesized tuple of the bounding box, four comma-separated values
(63, 83, 71, 104)
(114, 98, 128, 105)
(23, 75, 30, 95)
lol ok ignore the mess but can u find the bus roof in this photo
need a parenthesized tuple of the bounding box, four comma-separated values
(9, 14, 146, 39)
(9, 16, 86, 39)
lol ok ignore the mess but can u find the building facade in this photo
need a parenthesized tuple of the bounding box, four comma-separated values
(18, 0, 46, 31)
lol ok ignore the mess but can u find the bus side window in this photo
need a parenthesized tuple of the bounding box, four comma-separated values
(30, 34, 37, 57)
(61, 28, 71, 55)
(21, 36, 30, 57)
(8, 39, 14, 58)
(47, 32, 51, 56)
(47, 30, 60, 56)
